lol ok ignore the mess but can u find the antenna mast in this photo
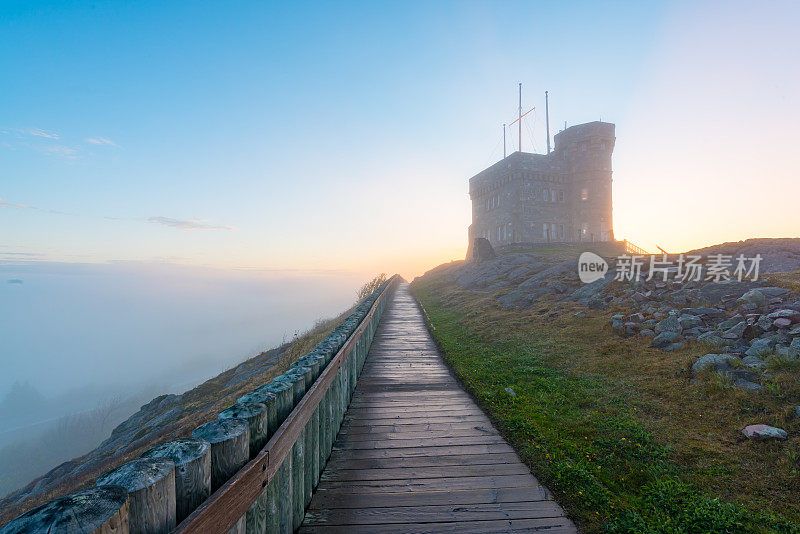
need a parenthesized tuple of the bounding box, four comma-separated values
(503, 123, 506, 158)
(545, 90, 551, 154)
(518, 82, 522, 152)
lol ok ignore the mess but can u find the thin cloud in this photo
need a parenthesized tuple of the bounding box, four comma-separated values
(86, 137, 117, 147)
(0, 196, 72, 215)
(42, 145, 78, 159)
(147, 216, 233, 231)
(26, 128, 60, 139)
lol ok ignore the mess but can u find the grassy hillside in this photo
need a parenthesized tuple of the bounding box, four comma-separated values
(411, 260, 800, 532)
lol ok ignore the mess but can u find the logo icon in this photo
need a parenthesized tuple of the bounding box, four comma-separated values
(578, 252, 608, 284)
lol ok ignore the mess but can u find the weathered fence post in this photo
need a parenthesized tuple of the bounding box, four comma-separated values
(219, 402, 268, 458)
(259, 381, 295, 533)
(218, 402, 270, 534)
(96, 458, 176, 534)
(236, 389, 279, 533)
(191, 418, 249, 534)
(0, 486, 130, 534)
(140, 437, 211, 524)
(275, 369, 309, 530)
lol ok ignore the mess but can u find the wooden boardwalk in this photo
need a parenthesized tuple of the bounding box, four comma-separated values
(300, 283, 576, 533)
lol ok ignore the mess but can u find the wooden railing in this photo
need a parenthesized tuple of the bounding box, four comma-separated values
(2, 275, 401, 534)
(622, 239, 650, 256)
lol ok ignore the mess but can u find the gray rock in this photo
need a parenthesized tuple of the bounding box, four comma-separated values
(795, 406, 800, 419)
(573, 310, 587, 318)
(741, 355, 767, 369)
(678, 314, 703, 330)
(469, 237, 496, 262)
(650, 331, 682, 348)
(719, 314, 745, 330)
(662, 342, 685, 352)
(655, 315, 681, 334)
(697, 331, 733, 348)
(759, 286, 791, 297)
(775, 345, 800, 360)
(683, 327, 703, 338)
(504, 387, 516, 397)
(565, 273, 613, 304)
(742, 424, 787, 440)
(692, 353, 739, 375)
(756, 315, 774, 332)
(725, 321, 747, 338)
(640, 328, 655, 338)
(745, 338, 775, 358)
(740, 289, 766, 307)
(768, 309, 800, 323)
(681, 306, 724, 318)
(727, 368, 759, 381)
(734, 378, 763, 391)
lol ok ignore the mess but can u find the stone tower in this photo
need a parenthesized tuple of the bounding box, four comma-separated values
(468, 121, 615, 250)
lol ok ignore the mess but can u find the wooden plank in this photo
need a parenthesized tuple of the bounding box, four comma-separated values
(298, 517, 576, 534)
(319, 462, 530, 482)
(322, 452, 522, 471)
(302, 501, 566, 526)
(332, 435, 507, 451)
(337, 428, 499, 442)
(314, 474, 541, 493)
(339, 421, 496, 436)
(308, 486, 551, 510)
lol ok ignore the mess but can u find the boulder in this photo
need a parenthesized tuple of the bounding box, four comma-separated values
(692, 354, 739, 375)
(745, 338, 775, 358)
(742, 424, 787, 440)
(775, 344, 800, 360)
(678, 314, 703, 330)
(774, 318, 793, 329)
(723, 321, 747, 339)
(739, 289, 766, 307)
(719, 315, 745, 330)
(655, 315, 681, 334)
(759, 286, 791, 297)
(756, 315, 774, 332)
(650, 331, 682, 349)
(734, 378, 763, 391)
(741, 355, 767, 369)
(697, 331, 732, 348)
(768, 309, 800, 323)
(469, 237, 496, 263)
(681, 307, 724, 318)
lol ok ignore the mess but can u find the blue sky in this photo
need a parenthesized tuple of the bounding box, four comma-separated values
(2, 1, 797, 278)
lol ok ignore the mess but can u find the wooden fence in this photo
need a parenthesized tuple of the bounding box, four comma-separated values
(1, 275, 401, 534)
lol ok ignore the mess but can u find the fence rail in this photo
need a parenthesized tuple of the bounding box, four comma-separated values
(1, 275, 401, 534)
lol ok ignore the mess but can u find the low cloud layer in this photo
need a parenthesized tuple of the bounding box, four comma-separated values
(147, 216, 233, 231)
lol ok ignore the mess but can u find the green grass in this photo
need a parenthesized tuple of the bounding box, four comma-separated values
(411, 276, 799, 533)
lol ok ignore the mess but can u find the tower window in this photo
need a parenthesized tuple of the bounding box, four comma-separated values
(558, 190, 564, 202)
(581, 188, 589, 201)
(543, 189, 549, 202)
